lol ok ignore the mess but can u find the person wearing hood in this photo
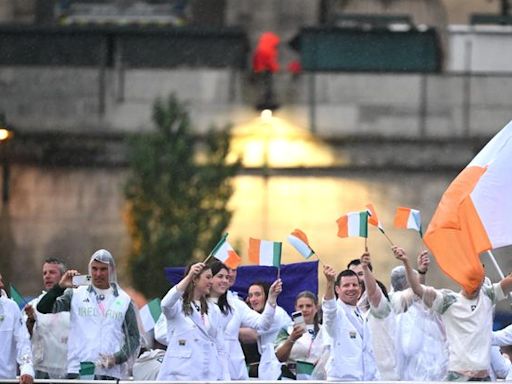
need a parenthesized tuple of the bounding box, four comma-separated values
(37, 249, 140, 380)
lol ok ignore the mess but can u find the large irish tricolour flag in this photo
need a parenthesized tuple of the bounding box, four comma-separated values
(424, 120, 512, 294)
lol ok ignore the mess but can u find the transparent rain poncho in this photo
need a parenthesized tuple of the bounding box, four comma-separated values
(86, 249, 140, 378)
(389, 266, 449, 381)
(88, 249, 118, 287)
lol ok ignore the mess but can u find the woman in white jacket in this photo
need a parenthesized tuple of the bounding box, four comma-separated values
(208, 261, 282, 380)
(157, 262, 228, 381)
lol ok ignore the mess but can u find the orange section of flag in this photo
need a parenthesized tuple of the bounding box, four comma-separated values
(248, 238, 261, 264)
(394, 207, 411, 228)
(224, 250, 242, 270)
(336, 215, 349, 238)
(424, 166, 491, 294)
(291, 229, 309, 244)
(366, 203, 380, 228)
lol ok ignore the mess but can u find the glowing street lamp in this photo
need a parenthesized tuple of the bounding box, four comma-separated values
(0, 113, 14, 204)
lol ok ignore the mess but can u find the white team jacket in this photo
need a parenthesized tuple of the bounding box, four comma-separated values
(322, 298, 379, 381)
(157, 286, 228, 381)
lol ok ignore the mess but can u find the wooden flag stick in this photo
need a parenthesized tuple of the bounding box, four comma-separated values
(486, 250, 512, 305)
(313, 253, 325, 266)
(380, 229, 395, 246)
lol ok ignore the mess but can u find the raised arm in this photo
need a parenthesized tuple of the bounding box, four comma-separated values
(322, 265, 338, 339)
(416, 250, 430, 285)
(323, 265, 336, 301)
(392, 246, 427, 304)
(499, 273, 512, 296)
(238, 279, 282, 332)
(36, 269, 78, 313)
(361, 251, 381, 308)
(161, 262, 205, 317)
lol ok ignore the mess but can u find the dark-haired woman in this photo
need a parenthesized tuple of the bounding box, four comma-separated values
(208, 261, 283, 380)
(157, 262, 228, 381)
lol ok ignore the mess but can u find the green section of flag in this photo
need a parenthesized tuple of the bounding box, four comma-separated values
(209, 233, 228, 257)
(147, 298, 162, 322)
(359, 211, 368, 238)
(296, 360, 315, 378)
(9, 284, 25, 308)
(273, 242, 282, 267)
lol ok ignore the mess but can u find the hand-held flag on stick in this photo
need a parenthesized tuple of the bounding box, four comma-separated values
(366, 204, 384, 232)
(249, 238, 282, 267)
(207, 233, 242, 269)
(394, 207, 423, 238)
(424, 120, 512, 294)
(366, 203, 394, 245)
(288, 229, 315, 259)
(249, 237, 282, 279)
(336, 211, 369, 238)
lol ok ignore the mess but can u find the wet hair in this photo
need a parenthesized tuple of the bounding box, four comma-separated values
(335, 269, 359, 287)
(390, 266, 408, 292)
(181, 263, 211, 316)
(44, 257, 67, 275)
(209, 261, 232, 315)
(295, 290, 321, 334)
(248, 281, 270, 310)
(347, 258, 373, 272)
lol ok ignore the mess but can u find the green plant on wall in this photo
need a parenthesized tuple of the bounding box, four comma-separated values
(124, 94, 240, 298)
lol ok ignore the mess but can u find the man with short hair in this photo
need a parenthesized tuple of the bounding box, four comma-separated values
(322, 265, 378, 381)
(24, 258, 69, 379)
(0, 273, 34, 384)
(37, 249, 140, 380)
(347, 258, 373, 312)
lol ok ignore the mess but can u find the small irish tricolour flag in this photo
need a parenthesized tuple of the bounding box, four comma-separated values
(336, 211, 369, 238)
(249, 238, 282, 267)
(287, 229, 315, 259)
(394, 207, 423, 237)
(211, 233, 242, 269)
(139, 298, 162, 333)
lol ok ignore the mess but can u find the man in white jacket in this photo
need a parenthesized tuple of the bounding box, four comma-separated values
(24, 258, 69, 379)
(37, 249, 140, 380)
(0, 273, 34, 384)
(322, 265, 379, 381)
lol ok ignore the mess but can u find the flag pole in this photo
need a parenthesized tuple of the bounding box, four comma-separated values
(380, 229, 395, 246)
(312, 252, 325, 266)
(203, 233, 229, 264)
(486, 250, 512, 304)
(487, 250, 506, 279)
(277, 265, 281, 280)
